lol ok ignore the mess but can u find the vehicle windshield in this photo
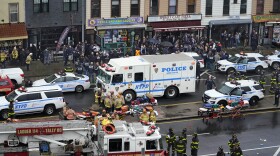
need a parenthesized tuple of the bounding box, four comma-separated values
(216, 84, 234, 94)
(5, 91, 18, 101)
(193, 56, 202, 60)
(44, 74, 57, 83)
(228, 56, 239, 63)
(98, 68, 111, 84)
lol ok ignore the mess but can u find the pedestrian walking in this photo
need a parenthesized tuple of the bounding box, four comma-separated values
(274, 87, 279, 107)
(26, 53, 32, 71)
(190, 133, 199, 156)
(166, 128, 176, 156)
(205, 76, 216, 90)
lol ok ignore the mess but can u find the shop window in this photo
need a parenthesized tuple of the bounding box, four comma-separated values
(33, 0, 49, 13)
(63, 0, 78, 12)
(168, 0, 177, 15)
(109, 139, 122, 152)
(187, 0, 195, 13)
(146, 140, 157, 150)
(256, 0, 264, 14)
(223, 0, 230, 15)
(91, 0, 100, 17)
(112, 74, 123, 84)
(111, 0, 120, 17)
(131, 0, 140, 16)
(135, 72, 143, 82)
(150, 0, 158, 15)
(205, 0, 212, 16)
(9, 3, 18, 23)
(273, 0, 280, 12)
(240, 0, 247, 14)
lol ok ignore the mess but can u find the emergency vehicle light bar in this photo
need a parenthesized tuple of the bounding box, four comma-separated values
(18, 86, 27, 92)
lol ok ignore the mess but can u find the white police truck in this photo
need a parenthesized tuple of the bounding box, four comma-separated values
(96, 53, 196, 102)
(0, 85, 65, 119)
(202, 80, 264, 106)
(216, 53, 268, 74)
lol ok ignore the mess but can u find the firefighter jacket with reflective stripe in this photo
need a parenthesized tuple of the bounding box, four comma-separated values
(139, 112, 149, 122)
(175, 140, 186, 153)
(166, 134, 176, 144)
(26, 55, 32, 64)
(228, 139, 240, 149)
(191, 137, 199, 150)
(0, 52, 7, 62)
(104, 98, 112, 108)
(12, 50, 18, 59)
(115, 98, 123, 109)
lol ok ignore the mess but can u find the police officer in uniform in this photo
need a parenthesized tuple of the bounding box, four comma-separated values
(84, 60, 90, 75)
(205, 76, 216, 90)
(166, 128, 176, 156)
(76, 63, 83, 75)
(175, 137, 187, 156)
(88, 62, 94, 83)
(93, 62, 99, 83)
(190, 133, 199, 156)
(196, 61, 201, 79)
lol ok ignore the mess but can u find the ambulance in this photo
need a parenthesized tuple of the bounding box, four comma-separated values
(96, 53, 196, 102)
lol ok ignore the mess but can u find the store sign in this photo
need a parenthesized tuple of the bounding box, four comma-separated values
(88, 17, 144, 27)
(0, 146, 28, 153)
(148, 14, 201, 22)
(16, 127, 63, 136)
(252, 14, 280, 23)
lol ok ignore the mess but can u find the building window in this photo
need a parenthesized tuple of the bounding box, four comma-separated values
(111, 0, 120, 17)
(9, 3, 18, 23)
(169, 0, 177, 15)
(256, 0, 264, 14)
(205, 0, 212, 16)
(33, 0, 49, 13)
(187, 0, 195, 13)
(150, 0, 158, 15)
(63, 0, 78, 12)
(240, 0, 247, 14)
(91, 0, 100, 17)
(223, 0, 230, 15)
(131, 0, 139, 16)
(233, 0, 238, 3)
(273, 0, 280, 12)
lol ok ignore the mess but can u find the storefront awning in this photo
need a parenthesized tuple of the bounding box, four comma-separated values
(0, 23, 28, 41)
(150, 20, 202, 32)
(96, 24, 146, 30)
(209, 19, 252, 26)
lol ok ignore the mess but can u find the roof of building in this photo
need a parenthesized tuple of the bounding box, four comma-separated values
(141, 53, 194, 63)
(0, 23, 28, 41)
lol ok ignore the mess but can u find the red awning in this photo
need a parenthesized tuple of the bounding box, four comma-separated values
(150, 20, 204, 32)
(0, 23, 28, 41)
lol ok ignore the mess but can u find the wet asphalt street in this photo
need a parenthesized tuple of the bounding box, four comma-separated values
(157, 110, 280, 156)
(63, 69, 273, 111)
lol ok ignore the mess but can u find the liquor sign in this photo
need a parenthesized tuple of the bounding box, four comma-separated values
(252, 14, 280, 23)
(88, 17, 144, 27)
(148, 14, 202, 22)
(16, 127, 63, 136)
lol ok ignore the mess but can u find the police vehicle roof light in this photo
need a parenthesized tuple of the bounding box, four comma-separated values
(18, 86, 27, 92)
(57, 71, 66, 76)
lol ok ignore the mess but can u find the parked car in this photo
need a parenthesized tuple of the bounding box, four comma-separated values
(0, 76, 14, 96)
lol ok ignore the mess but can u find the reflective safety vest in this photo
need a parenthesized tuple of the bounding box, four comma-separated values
(104, 98, 112, 108)
(140, 112, 149, 122)
(0, 52, 6, 62)
(64, 66, 74, 72)
(175, 141, 186, 153)
(135, 50, 140, 56)
(95, 92, 100, 103)
(149, 111, 156, 123)
(115, 98, 123, 109)
(191, 138, 199, 150)
(26, 56, 32, 64)
(12, 50, 18, 59)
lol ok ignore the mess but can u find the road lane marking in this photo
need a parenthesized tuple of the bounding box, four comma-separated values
(273, 146, 280, 156)
(205, 72, 216, 79)
(200, 70, 209, 76)
(201, 145, 280, 156)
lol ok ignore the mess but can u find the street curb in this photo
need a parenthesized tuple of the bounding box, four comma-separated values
(157, 107, 280, 123)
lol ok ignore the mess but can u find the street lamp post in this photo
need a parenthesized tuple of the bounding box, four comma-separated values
(82, 0, 85, 54)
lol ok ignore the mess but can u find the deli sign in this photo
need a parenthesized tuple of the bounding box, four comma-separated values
(16, 127, 63, 136)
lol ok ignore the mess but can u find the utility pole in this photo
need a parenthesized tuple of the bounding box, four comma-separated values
(82, 0, 85, 54)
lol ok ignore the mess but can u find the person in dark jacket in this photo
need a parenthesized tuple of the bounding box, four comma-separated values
(205, 76, 216, 90)
(190, 133, 199, 156)
(274, 87, 279, 107)
(196, 61, 201, 79)
(216, 146, 225, 156)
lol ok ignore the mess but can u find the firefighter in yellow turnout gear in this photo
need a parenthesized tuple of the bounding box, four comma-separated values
(176, 137, 187, 156)
(191, 133, 199, 156)
(166, 128, 176, 156)
(139, 109, 149, 123)
(104, 94, 112, 113)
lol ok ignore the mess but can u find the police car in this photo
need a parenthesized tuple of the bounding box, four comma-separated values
(216, 53, 268, 74)
(182, 52, 205, 68)
(202, 80, 264, 106)
(32, 72, 90, 93)
(0, 85, 65, 119)
(266, 51, 280, 69)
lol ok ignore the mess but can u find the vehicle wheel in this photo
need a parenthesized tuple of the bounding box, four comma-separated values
(272, 62, 280, 70)
(75, 85, 84, 93)
(44, 105, 55, 115)
(123, 90, 136, 103)
(11, 80, 18, 88)
(226, 68, 235, 75)
(255, 66, 263, 74)
(164, 86, 179, 99)
(218, 101, 227, 107)
(1, 110, 9, 120)
(249, 97, 259, 106)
